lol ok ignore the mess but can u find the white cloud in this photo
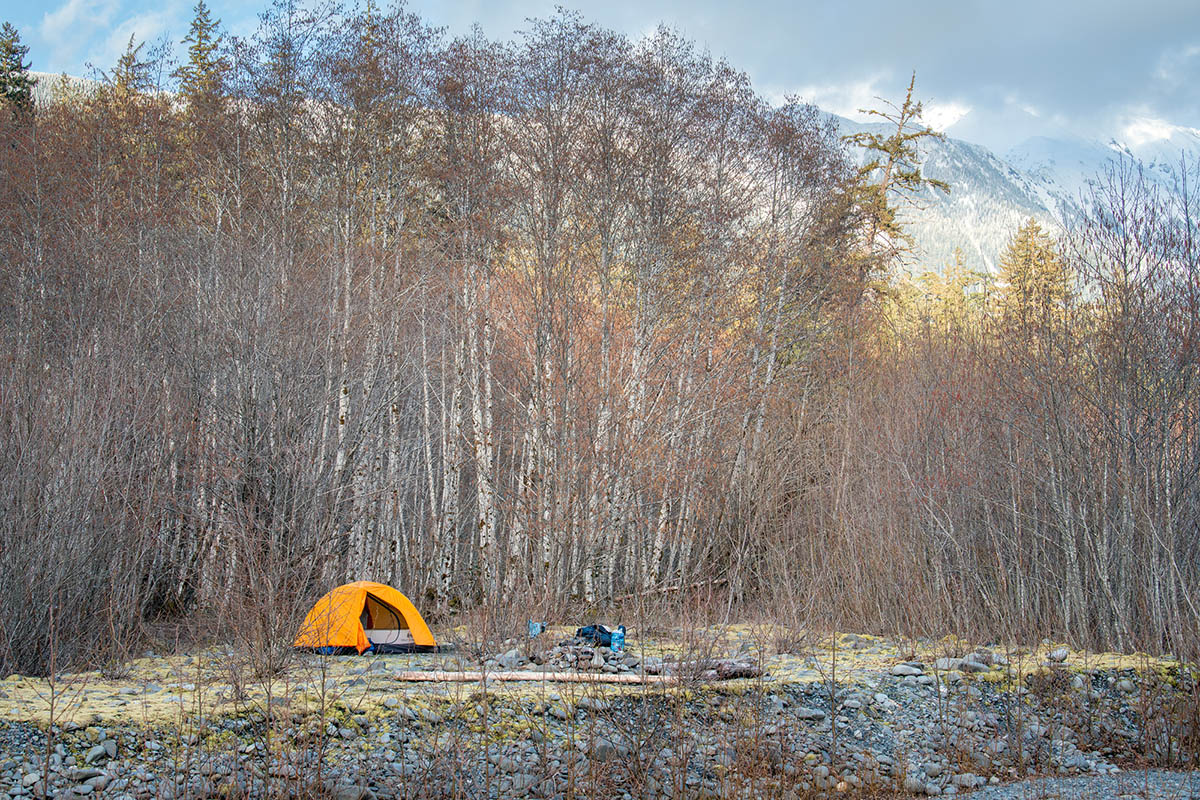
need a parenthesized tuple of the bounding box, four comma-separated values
(1003, 92, 1044, 120)
(40, 0, 118, 70)
(97, 7, 178, 70)
(1155, 42, 1200, 86)
(1121, 115, 1188, 148)
(778, 72, 894, 120)
(38, 0, 188, 76)
(774, 77, 969, 133)
(923, 100, 970, 132)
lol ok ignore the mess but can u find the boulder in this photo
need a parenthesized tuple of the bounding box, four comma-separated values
(497, 649, 526, 670)
(890, 664, 924, 677)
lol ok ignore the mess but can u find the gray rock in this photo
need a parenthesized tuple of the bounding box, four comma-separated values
(1065, 754, 1091, 771)
(510, 773, 537, 792)
(497, 649, 526, 670)
(795, 707, 826, 721)
(83, 747, 106, 766)
(329, 785, 376, 800)
(642, 656, 665, 674)
(591, 736, 623, 761)
(577, 696, 611, 713)
(890, 664, 923, 676)
(68, 770, 103, 782)
(1048, 647, 1070, 662)
(71, 786, 94, 796)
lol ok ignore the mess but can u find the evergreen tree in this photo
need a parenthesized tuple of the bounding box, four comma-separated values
(174, 1, 228, 112)
(847, 72, 950, 284)
(0, 22, 36, 115)
(110, 35, 153, 97)
(998, 218, 1070, 326)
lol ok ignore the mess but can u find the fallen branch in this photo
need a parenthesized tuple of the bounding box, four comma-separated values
(392, 670, 677, 685)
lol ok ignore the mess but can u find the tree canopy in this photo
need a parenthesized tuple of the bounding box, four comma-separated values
(0, 22, 35, 115)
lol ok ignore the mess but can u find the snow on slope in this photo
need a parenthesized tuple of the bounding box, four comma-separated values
(835, 114, 1200, 275)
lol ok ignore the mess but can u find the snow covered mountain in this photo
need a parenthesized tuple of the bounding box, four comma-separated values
(835, 114, 1200, 275)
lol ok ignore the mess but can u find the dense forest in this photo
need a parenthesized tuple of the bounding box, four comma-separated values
(0, 2, 1197, 676)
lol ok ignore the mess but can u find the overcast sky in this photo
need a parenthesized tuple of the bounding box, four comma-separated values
(4, 0, 1197, 154)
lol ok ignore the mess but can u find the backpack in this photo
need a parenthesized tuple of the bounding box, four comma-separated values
(574, 624, 626, 647)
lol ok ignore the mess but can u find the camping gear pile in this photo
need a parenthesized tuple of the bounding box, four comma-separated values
(574, 624, 626, 651)
(294, 589, 759, 682)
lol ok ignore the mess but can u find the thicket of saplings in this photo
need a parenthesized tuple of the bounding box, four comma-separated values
(0, 2, 1197, 680)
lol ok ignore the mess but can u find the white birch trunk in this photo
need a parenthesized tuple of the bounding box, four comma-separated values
(466, 265, 499, 598)
(436, 331, 467, 602)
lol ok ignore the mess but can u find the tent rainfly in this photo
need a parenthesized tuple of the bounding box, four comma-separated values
(294, 581, 438, 654)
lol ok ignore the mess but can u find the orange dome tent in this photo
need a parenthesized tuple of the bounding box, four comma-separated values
(295, 581, 438, 654)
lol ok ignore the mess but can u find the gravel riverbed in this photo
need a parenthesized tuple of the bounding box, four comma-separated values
(0, 631, 1194, 798)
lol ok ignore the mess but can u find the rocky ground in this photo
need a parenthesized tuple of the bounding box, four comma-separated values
(0, 628, 1196, 799)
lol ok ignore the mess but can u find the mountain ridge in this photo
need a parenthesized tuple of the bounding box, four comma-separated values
(832, 112, 1200, 275)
